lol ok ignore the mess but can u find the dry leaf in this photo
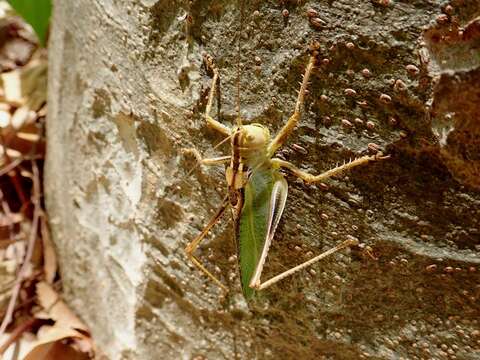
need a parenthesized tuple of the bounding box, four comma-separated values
(36, 282, 89, 332)
(4, 241, 25, 260)
(33, 309, 50, 320)
(0, 69, 22, 105)
(0, 146, 22, 158)
(0, 211, 23, 243)
(35, 282, 58, 309)
(15, 131, 40, 142)
(0, 212, 22, 227)
(21, 59, 47, 103)
(37, 104, 46, 117)
(35, 324, 82, 345)
(24, 339, 89, 360)
(40, 218, 56, 284)
(0, 109, 10, 127)
(32, 283, 95, 357)
(11, 105, 36, 129)
(71, 336, 95, 354)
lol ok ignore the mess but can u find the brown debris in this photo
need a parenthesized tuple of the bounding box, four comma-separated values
(0, 6, 95, 359)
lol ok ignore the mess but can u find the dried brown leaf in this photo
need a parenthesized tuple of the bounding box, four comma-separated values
(34, 309, 50, 320)
(4, 240, 26, 265)
(35, 324, 82, 345)
(37, 104, 47, 117)
(72, 336, 95, 354)
(40, 217, 56, 284)
(24, 339, 89, 360)
(0, 109, 10, 127)
(15, 131, 40, 142)
(11, 106, 36, 129)
(1, 146, 21, 158)
(0, 211, 22, 244)
(36, 282, 89, 332)
(0, 69, 22, 105)
(0, 212, 22, 227)
(26, 320, 94, 357)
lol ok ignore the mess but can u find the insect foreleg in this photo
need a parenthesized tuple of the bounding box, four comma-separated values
(253, 238, 358, 291)
(201, 156, 231, 165)
(185, 196, 230, 291)
(182, 148, 231, 166)
(203, 53, 231, 136)
(271, 153, 389, 183)
(267, 51, 317, 157)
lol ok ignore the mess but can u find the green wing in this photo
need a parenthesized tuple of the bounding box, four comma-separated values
(238, 167, 288, 300)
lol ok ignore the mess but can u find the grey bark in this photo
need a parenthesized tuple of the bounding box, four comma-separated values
(46, 0, 480, 359)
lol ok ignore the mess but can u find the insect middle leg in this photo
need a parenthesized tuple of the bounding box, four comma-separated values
(182, 148, 231, 166)
(184, 196, 230, 291)
(271, 153, 389, 184)
(267, 50, 317, 157)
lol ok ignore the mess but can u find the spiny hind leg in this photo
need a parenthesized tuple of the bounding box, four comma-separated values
(254, 154, 389, 290)
(202, 53, 231, 136)
(267, 47, 318, 156)
(182, 148, 231, 166)
(271, 153, 389, 184)
(252, 238, 358, 291)
(184, 196, 230, 292)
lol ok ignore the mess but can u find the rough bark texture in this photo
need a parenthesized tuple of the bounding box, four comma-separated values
(45, 0, 480, 359)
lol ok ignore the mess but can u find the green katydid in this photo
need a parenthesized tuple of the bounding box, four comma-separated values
(184, 48, 388, 300)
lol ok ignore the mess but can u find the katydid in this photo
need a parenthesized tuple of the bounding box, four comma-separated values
(184, 48, 388, 300)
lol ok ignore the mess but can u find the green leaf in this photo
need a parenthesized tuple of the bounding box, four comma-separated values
(7, 0, 52, 46)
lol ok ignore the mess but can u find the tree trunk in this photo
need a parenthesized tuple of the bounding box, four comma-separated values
(45, 0, 480, 359)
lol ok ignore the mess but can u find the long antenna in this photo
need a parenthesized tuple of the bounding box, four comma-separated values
(236, 0, 245, 126)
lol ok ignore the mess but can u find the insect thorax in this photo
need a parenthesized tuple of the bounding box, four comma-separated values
(226, 124, 271, 192)
(236, 124, 270, 165)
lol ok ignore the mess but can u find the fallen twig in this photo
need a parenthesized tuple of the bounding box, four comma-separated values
(0, 160, 41, 335)
(0, 317, 40, 355)
(0, 153, 44, 177)
(0, 133, 29, 207)
(0, 188, 15, 241)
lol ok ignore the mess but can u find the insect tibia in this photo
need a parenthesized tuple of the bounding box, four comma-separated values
(183, 197, 230, 292)
(253, 238, 357, 291)
(271, 153, 388, 184)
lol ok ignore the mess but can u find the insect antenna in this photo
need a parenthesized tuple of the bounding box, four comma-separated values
(235, 0, 245, 127)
